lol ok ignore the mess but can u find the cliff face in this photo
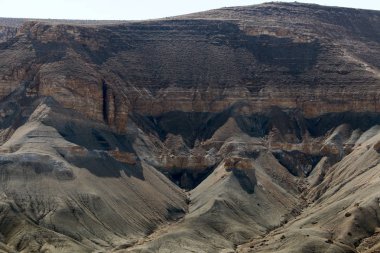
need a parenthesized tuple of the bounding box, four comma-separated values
(0, 3, 379, 253)
(1, 3, 379, 124)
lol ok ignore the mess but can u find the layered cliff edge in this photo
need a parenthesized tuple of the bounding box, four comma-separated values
(0, 2, 379, 253)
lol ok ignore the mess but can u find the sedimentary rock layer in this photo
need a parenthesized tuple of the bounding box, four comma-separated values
(0, 2, 379, 253)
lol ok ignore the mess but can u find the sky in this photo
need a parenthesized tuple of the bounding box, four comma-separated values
(0, 0, 378, 20)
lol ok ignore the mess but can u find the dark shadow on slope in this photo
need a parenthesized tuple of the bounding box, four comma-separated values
(273, 150, 322, 177)
(32, 41, 68, 63)
(131, 106, 306, 148)
(60, 150, 144, 180)
(46, 117, 136, 153)
(243, 35, 320, 75)
(160, 165, 217, 190)
(130, 110, 231, 148)
(225, 158, 257, 194)
(231, 168, 256, 194)
(194, 20, 320, 74)
(306, 112, 380, 137)
(166, 205, 186, 221)
(234, 107, 307, 143)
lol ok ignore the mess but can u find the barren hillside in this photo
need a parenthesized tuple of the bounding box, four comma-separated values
(0, 2, 379, 253)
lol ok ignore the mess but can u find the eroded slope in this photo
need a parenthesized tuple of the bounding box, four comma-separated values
(0, 2, 379, 253)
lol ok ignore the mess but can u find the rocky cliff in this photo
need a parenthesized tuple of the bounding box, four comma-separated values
(0, 2, 379, 253)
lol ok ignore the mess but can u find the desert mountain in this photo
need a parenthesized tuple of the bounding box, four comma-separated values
(0, 2, 379, 252)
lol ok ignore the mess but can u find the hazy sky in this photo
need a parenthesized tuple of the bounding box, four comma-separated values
(0, 0, 378, 20)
